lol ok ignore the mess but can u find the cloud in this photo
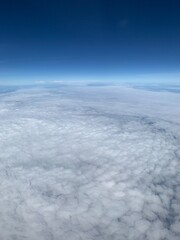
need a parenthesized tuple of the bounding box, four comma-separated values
(118, 18, 129, 29)
(52, 80, 65, 83)
(35, 80, 46, 84)
(0, 86, 180, 239)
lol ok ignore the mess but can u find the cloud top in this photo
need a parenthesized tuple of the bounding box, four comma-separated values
(0, 86, 180, 239)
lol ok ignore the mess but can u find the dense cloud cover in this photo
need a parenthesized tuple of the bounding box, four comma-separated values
(0, 86, 180, 240)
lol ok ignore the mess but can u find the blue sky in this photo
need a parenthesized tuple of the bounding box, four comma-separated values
(0, 0, 180, 85)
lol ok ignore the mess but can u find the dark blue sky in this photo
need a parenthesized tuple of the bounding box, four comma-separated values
(0, 0, 180, 85)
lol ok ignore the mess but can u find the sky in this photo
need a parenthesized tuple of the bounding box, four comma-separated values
(0, 0, 180, 85)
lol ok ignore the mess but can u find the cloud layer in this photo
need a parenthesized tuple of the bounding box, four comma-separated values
(0, 86, 180, 240)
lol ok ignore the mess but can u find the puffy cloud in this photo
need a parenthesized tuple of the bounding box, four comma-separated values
(0, 86, 180, 239)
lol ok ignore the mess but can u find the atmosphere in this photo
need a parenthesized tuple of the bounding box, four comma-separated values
(1, 1, 180, 239)
(0, 0, 180, 85)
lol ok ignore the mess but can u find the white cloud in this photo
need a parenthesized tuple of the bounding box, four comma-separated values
(0, 86, 180, 239)
(35, 80, 46, 84)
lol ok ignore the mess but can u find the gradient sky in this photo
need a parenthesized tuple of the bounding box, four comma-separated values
(0, 0, 180, 85)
